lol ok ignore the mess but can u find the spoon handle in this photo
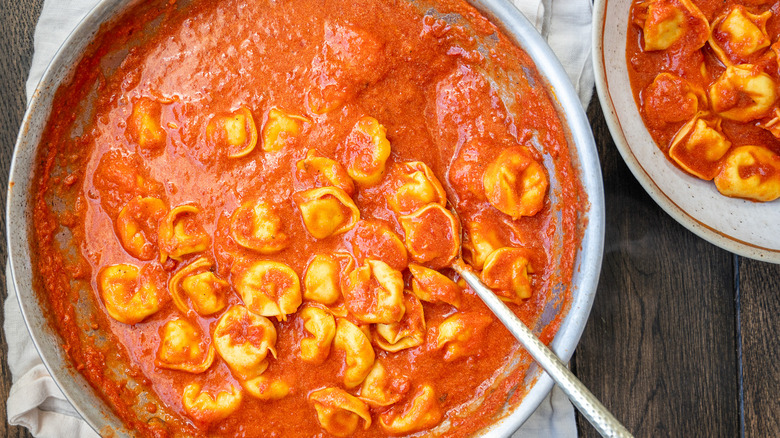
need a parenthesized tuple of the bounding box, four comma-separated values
(453, 264, 633, 438)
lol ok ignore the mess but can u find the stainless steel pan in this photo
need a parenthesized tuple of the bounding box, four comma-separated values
(6, 0, 604, 435)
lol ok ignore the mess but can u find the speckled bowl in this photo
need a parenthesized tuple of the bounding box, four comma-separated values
(594, 0, 780, 263)
(7, 0, 604, 435)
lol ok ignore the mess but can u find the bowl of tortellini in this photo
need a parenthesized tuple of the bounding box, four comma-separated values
(594, 0, 780, 262)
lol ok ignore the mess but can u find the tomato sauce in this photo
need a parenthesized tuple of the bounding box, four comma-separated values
(31, 0, 584, 436)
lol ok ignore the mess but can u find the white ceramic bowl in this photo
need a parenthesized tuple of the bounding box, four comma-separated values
(593, 0, 780, 263)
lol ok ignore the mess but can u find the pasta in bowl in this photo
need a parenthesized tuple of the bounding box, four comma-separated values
(8, 0, 603, 436)
(594, 0, 780, 262)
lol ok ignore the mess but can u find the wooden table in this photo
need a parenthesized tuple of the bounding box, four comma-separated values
(1, 1, 778, 437)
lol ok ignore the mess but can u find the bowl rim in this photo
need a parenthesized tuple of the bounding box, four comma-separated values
(592, 0, 780, 264)
(7, 0, 605, 435)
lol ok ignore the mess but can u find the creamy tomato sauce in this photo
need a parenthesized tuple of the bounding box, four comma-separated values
(627, 0, 780, 202)
(31, 0, 583, 436)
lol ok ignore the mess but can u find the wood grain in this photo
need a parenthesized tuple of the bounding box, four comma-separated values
(575, 98, 740, 437)
(1, 0, 43, 437)
(738, 259, 780, 437)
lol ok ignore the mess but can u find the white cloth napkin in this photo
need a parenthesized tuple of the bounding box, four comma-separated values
(7, 0, 593, 436)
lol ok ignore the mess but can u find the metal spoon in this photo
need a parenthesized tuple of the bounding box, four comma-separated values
(452, 261, 631, 437)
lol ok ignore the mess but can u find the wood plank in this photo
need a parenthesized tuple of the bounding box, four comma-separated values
(574, 97, 740, 437)
(738, 258, 780, 438)
(1, 0, 44, 437)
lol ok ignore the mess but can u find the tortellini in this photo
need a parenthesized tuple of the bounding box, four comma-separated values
(374, 294, 425, 352)
(115, 196, 167, 261)
(399, 204, 460, 270)
(296, 149, 355, 195)
(168, 257, 228, 316)
(157, 204, 211, 262)
(349, 220, 408, 271)
(668, 113, 731, 180)
(206, 106, 258, 158)
(230, 201, 290, 253)
(127, 97, 166, 150)
(714, 145, 780, 202)
(709, 65, 778, 122)
(155, 319, 215, 373)
(262, 108, 308, 153)
(462, 219, 503, 270)
(635, 0, 709, 51)
(483, 146, 548, 219)
(308, 387, 372, 437)
(182, 383, 242, 424)
(436, 312, 493, 361)
(709, 6, 772, 65)
(242, 375, 290, 401)
(299, 305, 336, 364)
(408, 263, 462, 308)
(294, 186, 360, 239)
(334, 318, 376, 388)
(358, 361, 409, 407)
(341, 116, 392, 185)
(642, 73, 708, 126)
(379, 385, 442, 435)
(233, 261, 302, 321)
(213, 305, 278, 380)
(343, 259, 405, 324)
(481, 247, 536, 304)
(303, 253, 354, 306)
(386, 161, 447, 215)
(97, 263, 164, 325)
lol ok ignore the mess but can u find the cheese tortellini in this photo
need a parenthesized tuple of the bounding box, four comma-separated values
(97, 263, 165, 325)
(483, 146, 548, 219)
(233, 261, 302, 321)
(294, 186, 360, 239)
(213, 305, 278, 380)
(668, 113, 731, 180)
(156, 319, 215, 373)
(309, 387, 372, 437)
(334, 318, 376, 388)
(157, 204, 211, 262)
(341, 116, 392, 185)
(303, 253, 354, 306)
(462, 219, 503, 270)
(399, 204, 460, 269)
(242, 375, 290, 401)
(349, 220, 408, 271)
(642, 73, 708, 126)
(343, 259, 405, 324)
(358, 361, 409, 407)
(714, 145, 780, 202)
(168, 257, 228, 316)
(262, 108, 308, 153)
(127, 97, 167, 150)
(299, 305, 336, 364)
(374, 294, 425, 352)
(709, 6, 772, 65)
(408, 263, 462, 308)
(115, 196, 167, 261)
(296, 149, 355, 195)
(709, 65, 778, 122)
(634, 0, 709, 51)
(230, 201, 290, 253)
(386, 161, 447, 215)
(182, 383, 243, 424)
(379, 384, 442, 435)
(481, 247, 536, 304)
(206, 106, 258, 158)
(436, 312, 493, 361)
